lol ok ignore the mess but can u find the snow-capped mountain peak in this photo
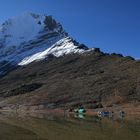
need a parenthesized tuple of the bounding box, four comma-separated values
(0, 12, 90, 75)
(0, 12, 67, 51)
(0, 12, 67, 61)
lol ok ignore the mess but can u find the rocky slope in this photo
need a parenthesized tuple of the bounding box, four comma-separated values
(0, 50, 139, 111)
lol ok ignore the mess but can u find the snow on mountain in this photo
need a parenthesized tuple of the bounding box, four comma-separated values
(0, 12, 45, 47)
(18, 37, 87, 65)
(0, 12, 90, 74)
(0, 12, 67, 61)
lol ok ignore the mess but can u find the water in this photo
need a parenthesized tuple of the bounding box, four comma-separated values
(0, 112, 139, 140)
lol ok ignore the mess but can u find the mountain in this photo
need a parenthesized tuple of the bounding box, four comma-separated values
(0, 50, 139, 111)
(0, 12, 139, 112)
(0, 12, 89, 75)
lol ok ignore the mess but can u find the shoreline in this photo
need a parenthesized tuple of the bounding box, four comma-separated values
(0, 103, 140, 120)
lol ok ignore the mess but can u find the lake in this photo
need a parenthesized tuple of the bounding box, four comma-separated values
(0, 112, 139, 140)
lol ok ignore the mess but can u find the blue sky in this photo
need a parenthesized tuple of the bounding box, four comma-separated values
(0, 0, 140, 58)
